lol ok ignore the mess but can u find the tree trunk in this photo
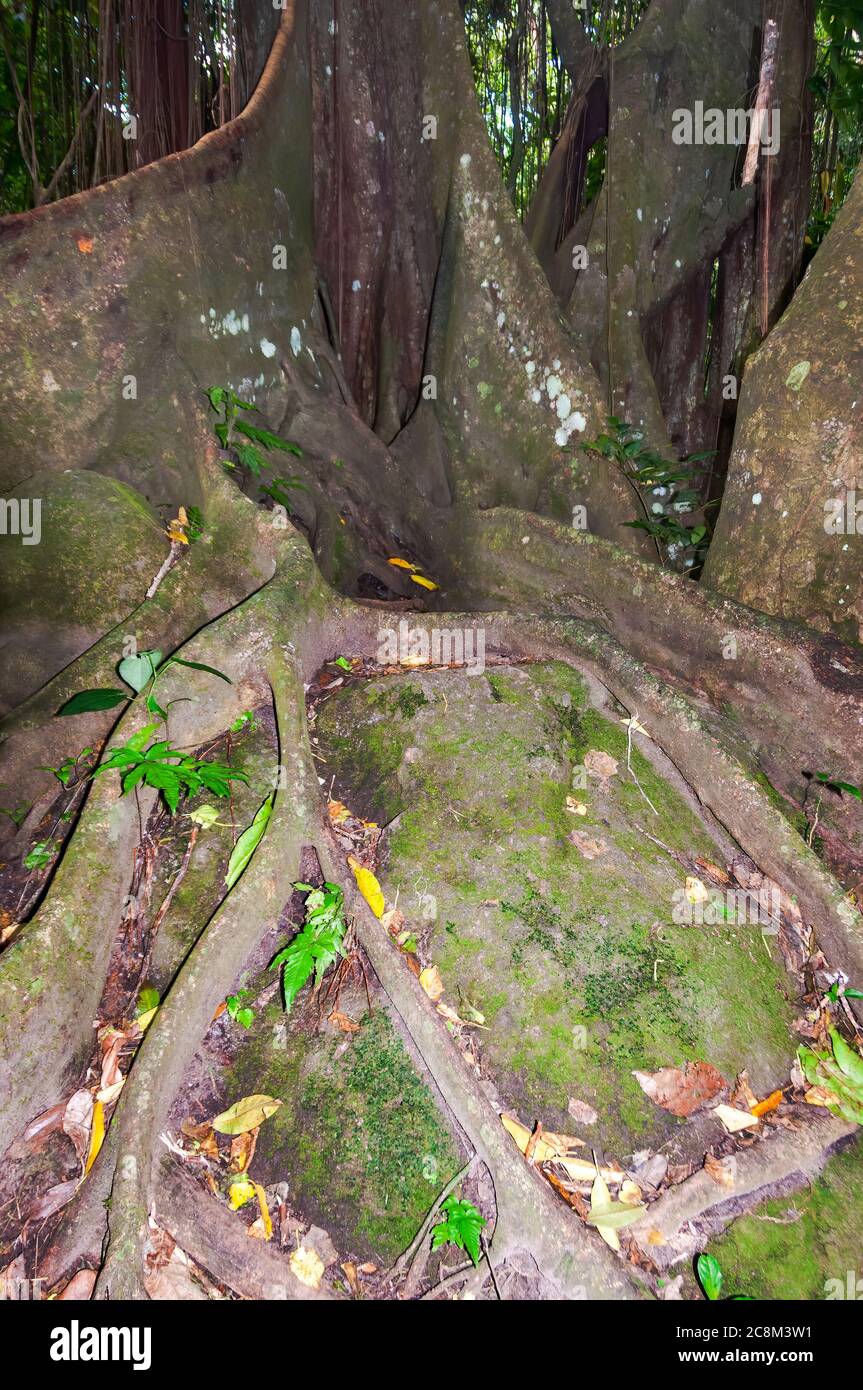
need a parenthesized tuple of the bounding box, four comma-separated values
(0, 0, 860, 1304)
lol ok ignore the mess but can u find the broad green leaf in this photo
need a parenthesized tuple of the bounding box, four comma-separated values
(56, 687, 128, 716)
(118, 650, 162, 693)
(212, 1094, 282, 1135)
(188, 803, 220, 828)
(137, 986, 160, 1015)
(697, 1252, 724, 1301)
(225, 794, 274, 889)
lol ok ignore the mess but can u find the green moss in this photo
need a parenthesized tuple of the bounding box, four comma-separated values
(227, 1006, 460, 1262)
(753, 768, 809, 839)
(706, 1141, 863, 1300)
(396, 685, 428, 718)
(317, 664, 797, 1154)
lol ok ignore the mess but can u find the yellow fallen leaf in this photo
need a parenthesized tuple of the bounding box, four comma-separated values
(713, 1103, 761, 1133)
(136, 1006, 158, 1032)
(327, 800, 352, 824)
(212, 1094, 282, 1135)
(254, 1183, 273, 1239)
(347, 856, 385, 917)
(387, 556, 420, 572)
(290, 1246, 325, 1289)
(166, 506, 190, 545)
(96, 1079, 125, 1105)
(85, 1100, 105, 1174)
(419, 965, 444, 1001)
(77, 235, 94, 254)
(410, 574, 439, 591)
(587, 1169, 646, 1251)
(565, 797, 588, 816)
(621, 715, 650, 738)
(228, 1175, 256, 1210)
(684, 876, 709, 905)
(500, 1112, 592, 1166)
(751, 1089, 783, 1117)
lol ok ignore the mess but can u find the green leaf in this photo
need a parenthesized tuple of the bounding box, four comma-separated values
(56, 687, 128, 716)
(211, 1094, 282, 1135)
(168, 658, 232, 684)
(431, 1196, 486, 1266)
(233, 441, 269, 476)
(225, 794, 274, 890)
(188, 803, 221, 828)
(206, 386, 226, 410)
(118, 650, 162, 693)
(696, 1252, 724, 1301)
(333, 656, 352, 671)
(137, 986, 160, 1015)
(235, 419, 301, 454)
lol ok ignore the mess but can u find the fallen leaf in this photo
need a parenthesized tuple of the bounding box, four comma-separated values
(27, 1179, 79, 1222)
(713, 1103, 761, 1134)
(621, 716, 650, 738)
(329, 1010, 360, 1033)
(500, 1111, 602, 1178)
(144, 1249, 210, 1301)
(704, 1153, 737, 1190)
(63, 1089, 94, 1164)
(684, 876, 709, 905)
(584, 749, 619, 783)
(419, 964, 444, 1001)
(633, 1061, 727, 1117)
(228, 1175, 256, 1210)
(77, 235, 94, 254)
(96, 1079, 125, 1106)
(751, 1089, 784, 1118)
(327, 799, 352, 824)
(565, 797, 588, 816)
(136, 1007, 158, 1032)
(212, 1094, 282, 1135)
(567, 1098, 598, 1126)
(56, 1269, 97, 1301)
(341, 1261, 360, 1295)
(570, 830, 609, 859)
(347, 855, 385, 917)
(254, 1183, 273, 1240)
(587, 1170, 646, 1251)
(731, 1070, 759, 1111)
(84, 1101, 105, 1173)
(229, 1130, 257, 1174)
(387, 556, 420, 572)
(290, 1245, 325, 1289)
(410, 574, 439, 591)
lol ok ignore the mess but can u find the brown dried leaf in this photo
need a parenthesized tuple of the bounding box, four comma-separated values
(704, 1153, 737, 1190)
(633, 1061, 727, 1117)
(62, 1089, 94, 1164)
(569, 830, 609, 860)
(329, 1010, 361, 1033)
(584, 749, 619, 783)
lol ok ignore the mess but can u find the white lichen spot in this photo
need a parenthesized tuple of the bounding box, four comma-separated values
(260, 339, 277, 358)
(546, 374, 562, 400)
(42, 370, 60, 392)
(636, 208, 643, 221)
(460, 153, 472, 168)
(351, 279, 362, 292)
(556, 394, 571, 421)
(752, 492, 762, 505)
(290, 326, 302, 356)
(530, 389, 542, 404)
(496, 311, 506, 328)
(525, 361, 536, 376)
